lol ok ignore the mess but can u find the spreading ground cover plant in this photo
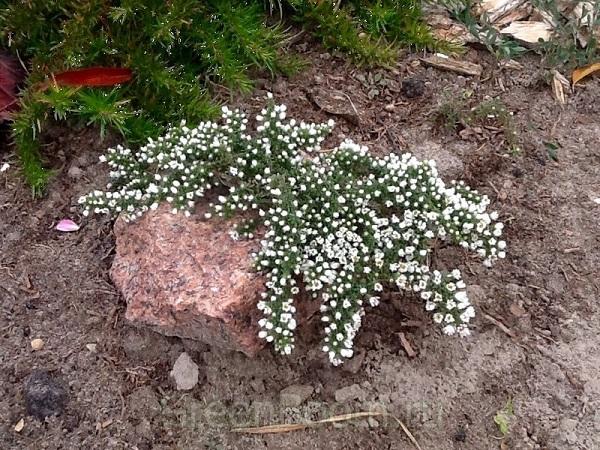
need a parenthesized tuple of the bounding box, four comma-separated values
(0, 0, 441, 194)
(80, 96, 506, 365)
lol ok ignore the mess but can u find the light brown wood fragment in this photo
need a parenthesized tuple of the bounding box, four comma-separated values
(500, 21, 553, 46)
(475, 0, 528, 23)
(398, 332, 417, 358)
(421, 55, 483, 77)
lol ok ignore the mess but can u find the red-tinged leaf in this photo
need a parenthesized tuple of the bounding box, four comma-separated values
(53, 67, 133, 87)
(0, 51, 25, 121)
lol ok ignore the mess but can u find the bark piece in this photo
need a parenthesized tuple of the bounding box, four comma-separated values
(421, 55, 483, 77)
(475, 0, 528, 23)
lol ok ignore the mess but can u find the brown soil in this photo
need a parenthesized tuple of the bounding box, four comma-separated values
(1, 45, 600, 450)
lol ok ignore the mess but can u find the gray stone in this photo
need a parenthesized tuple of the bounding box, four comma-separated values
(559, 418, 578, 433)
(170, 352, 199, 391)
(342, 350, 365, 374)
(23, 370, 67, 420)
(466, 285, 486, 305)
(280, 384, 314, 407)
(334, 384, 364, 403)
(67, 166, 84, 179)
(122, 327, 171, 363)
(405, 141, 464, 180)
(250, 378, 265, 394)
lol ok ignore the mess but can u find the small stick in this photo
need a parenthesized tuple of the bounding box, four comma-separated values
(232, 411, 422, 450)
(483, 313, 516, 338)
(398, 332, 417, 358)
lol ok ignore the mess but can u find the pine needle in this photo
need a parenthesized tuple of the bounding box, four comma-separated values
(231, 411, 422, 450)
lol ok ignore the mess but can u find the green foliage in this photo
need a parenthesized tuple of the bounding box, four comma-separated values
(0, 0, 288, 193)
(533, 0, 600, 69)
(80, 97, 507, 365)
(437, 0, 528, 59)
(289, 0, 448, 65)
(435, 94, 519, 153)
(494, 398, 514, 437)
(437, 0, 599, 68)
(1, 0, 442, 194)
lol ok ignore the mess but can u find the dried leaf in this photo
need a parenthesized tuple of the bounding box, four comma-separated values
(572, 62, 600, 85)
(52, 67, 132, 87)
(551, 70, 569, 104)
(56, 219, 80, 232)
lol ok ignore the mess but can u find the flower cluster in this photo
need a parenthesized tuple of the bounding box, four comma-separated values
(80, 95, 506, 366)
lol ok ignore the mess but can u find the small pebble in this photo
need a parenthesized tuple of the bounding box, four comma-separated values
(14, 418, 24, 432)
(24, 370, 67, 419)
(170, 352, 199, 391)
(30, 339, 44, 351)
(86, 343, 97, 353)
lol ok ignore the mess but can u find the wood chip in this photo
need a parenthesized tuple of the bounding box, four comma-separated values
(475, 0, 528, 23)
(500, 59, 524, 70)
(500, 21, 553, 47)
(397, 332, 417, 358)
(493, 3, 533, 27)
(401, 320, 423, 328)
(14, 418, 24, 433)
(421, 55, 482, 77)
(426, 13, 474, 45)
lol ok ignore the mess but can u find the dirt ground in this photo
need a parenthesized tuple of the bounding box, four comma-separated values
(1, 43, 600, 450)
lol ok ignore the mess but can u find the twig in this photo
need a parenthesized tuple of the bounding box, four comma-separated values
(398, 332, 417, 358)
(232, 411, 422, 450)
(482, 313, 516, 338)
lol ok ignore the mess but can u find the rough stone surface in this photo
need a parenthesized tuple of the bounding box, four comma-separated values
(23, 370, 67, 420)
(280, 384, 314, 407)
(111, 204, 266, 356)
(405, 141, 464, 180)
(122, 327, 172, 363)
(334, 384, 365, 403)
(170, 352, 199, 391)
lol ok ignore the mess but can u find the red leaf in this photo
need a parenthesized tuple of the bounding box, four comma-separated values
(53, 67, 133, 87)
(0, 52, 25, 121)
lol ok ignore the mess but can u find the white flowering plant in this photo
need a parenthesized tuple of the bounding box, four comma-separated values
(80, 94, 506, 366)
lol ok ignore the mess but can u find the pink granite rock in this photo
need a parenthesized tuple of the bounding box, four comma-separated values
(111, 204, 268, 356)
